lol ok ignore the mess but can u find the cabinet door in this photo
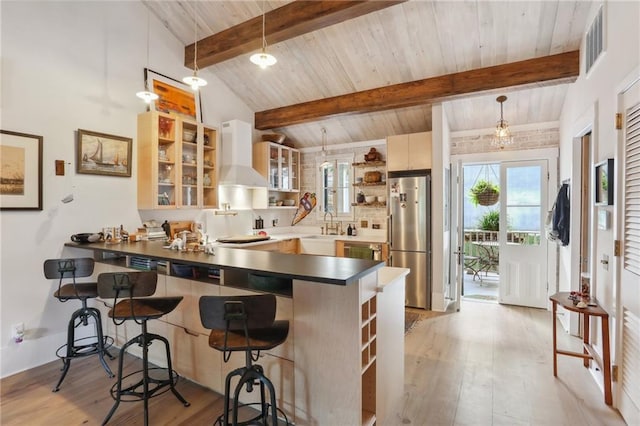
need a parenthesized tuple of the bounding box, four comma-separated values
(201, 125, 217, 208)
(138, 112, 178, 208)
(167, 323, 223, 394)
(408, 132, 432, 170)
(179, 120, 199, 207)
(290, 149, 300, 191)
(386, 135, 408, 171)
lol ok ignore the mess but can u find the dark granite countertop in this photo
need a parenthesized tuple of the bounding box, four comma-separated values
(65, 240, 384, 286)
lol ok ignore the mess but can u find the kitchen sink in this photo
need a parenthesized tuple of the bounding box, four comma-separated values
(298, 236, 336, 256)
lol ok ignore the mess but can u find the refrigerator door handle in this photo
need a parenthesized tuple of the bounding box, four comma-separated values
(388, 214, 392, 249)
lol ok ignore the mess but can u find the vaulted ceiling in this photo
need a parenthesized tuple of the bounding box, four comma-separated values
(143, 0, 593, 148)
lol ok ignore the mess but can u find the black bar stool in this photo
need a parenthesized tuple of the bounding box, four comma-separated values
(97, 271, 190, 425)
(199, 294, 289, 426)
(43, 258, 114, 392)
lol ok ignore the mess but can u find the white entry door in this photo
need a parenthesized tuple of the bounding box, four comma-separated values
(618, 78, 640, 425)
(499, 160, 548, 308)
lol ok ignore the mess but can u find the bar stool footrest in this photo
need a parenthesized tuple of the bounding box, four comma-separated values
(108, 367, 180, 402)
(55, 335, 114, 359)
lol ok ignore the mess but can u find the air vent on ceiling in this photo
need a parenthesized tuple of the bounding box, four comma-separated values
(585, 6, 604, 74)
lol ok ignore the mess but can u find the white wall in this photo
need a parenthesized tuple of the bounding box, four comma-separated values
(558, 1, 639, 318)
(0, 1, 253, 377)
(557, 0, 640, 406)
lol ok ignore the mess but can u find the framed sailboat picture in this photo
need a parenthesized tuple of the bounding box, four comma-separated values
(77, 129, 132, 177)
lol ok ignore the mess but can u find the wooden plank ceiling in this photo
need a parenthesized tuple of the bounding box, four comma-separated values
(144, 0, 593, 148)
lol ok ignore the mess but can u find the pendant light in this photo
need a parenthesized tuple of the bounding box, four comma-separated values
(136, 10, 159, 103)
(250, 0, 277, 69)
(319, 127, 331, 169)
(183, 1, 207, 90)
(491, 95, 514, 148)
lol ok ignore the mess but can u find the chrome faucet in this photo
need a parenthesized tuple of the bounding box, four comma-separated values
(323, 211, 341, 235)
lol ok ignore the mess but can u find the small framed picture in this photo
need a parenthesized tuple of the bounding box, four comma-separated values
(77, 129, 132, 177)
(145, 68, 201, 122)
(0, 130, 43, 210)
(594, 158, 614, 206)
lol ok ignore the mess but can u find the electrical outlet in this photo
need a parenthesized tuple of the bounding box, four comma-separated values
(601, 254, 609, 271)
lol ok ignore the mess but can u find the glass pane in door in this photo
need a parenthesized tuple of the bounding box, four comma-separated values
(505, 165, 542, 245)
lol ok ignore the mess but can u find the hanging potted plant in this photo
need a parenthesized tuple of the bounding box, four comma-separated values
(469, 179, 500, 206)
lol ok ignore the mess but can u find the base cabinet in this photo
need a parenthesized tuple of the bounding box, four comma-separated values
(166, 323, 223, 393)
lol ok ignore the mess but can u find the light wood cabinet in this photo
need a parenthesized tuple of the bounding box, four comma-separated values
(386, 131, 432, 171)
(253, 142, 300, 207)
(137, 111, 218, 209)
(279, 238, 299, 254)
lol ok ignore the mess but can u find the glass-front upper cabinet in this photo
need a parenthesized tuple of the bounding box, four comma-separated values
(137, 111, 217, 210)
(180, 120, 199, 207)
(254, 142, 300, 193)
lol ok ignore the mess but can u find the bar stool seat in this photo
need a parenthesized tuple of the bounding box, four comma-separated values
(43, 258, 114, 392)
(200, 294, 290, 426)
(98, 271, 190, 425)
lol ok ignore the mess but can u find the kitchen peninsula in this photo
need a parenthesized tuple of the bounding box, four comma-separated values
(64, 240, 407, 426)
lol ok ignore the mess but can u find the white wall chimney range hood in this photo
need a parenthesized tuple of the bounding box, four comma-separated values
(218, 119, 269, 188)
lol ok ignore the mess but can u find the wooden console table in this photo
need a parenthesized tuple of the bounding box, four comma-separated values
(549, 292, 612, 405)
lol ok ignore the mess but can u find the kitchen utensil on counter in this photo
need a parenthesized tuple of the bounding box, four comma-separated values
(365, 195, 376, 203)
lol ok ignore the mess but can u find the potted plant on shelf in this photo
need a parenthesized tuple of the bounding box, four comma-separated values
(469, 179, 500, 206)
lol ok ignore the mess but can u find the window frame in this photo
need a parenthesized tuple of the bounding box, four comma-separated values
(315, 153, 355, 220)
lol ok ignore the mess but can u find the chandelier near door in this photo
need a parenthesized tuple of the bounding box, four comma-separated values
(491, 95, 514, 149)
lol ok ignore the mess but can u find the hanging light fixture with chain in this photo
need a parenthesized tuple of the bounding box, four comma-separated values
(491, 95, 514, 149)
(136, 10, 159, 103)
(250, 0, 277, 69)
(183, 1, 207, 91)
(319, 127, 331, 169)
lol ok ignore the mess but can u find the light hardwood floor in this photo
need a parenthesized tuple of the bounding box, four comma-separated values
(1, 301, 626, 425)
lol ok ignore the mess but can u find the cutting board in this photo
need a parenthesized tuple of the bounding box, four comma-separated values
(217, 235, 271, 244)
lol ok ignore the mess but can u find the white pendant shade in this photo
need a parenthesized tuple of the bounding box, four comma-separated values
(251, 1, 277, 69)
(136, 90, 159, 103)
(183, 2, 207, 92)
(183, 73, 208, 90)
(250, 51, 277, 69)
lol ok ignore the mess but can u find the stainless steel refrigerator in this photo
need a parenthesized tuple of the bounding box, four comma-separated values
(388, 171, 432, 309)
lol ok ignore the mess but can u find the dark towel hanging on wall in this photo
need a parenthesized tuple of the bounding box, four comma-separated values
(552, 183, 570, 246)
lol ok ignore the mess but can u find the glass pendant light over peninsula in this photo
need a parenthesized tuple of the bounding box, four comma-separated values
(491, 95, 514, 148)
(183, 1, 207, 90)
(250, 0, 277, 69)
(136, 10, 159, 103)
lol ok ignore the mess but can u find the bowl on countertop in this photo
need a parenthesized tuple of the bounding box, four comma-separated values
(283, 199, 295, 206)
(364, 195, 376, 203)
(377, 195, 386, 203)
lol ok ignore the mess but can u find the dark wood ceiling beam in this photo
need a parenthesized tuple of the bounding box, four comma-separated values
(185, 0, 407, 69)
(255, 50, 580, 130)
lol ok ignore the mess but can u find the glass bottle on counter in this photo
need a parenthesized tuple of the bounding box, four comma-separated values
(347, 224, 353, 236)
(352, 224, 357, 236)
